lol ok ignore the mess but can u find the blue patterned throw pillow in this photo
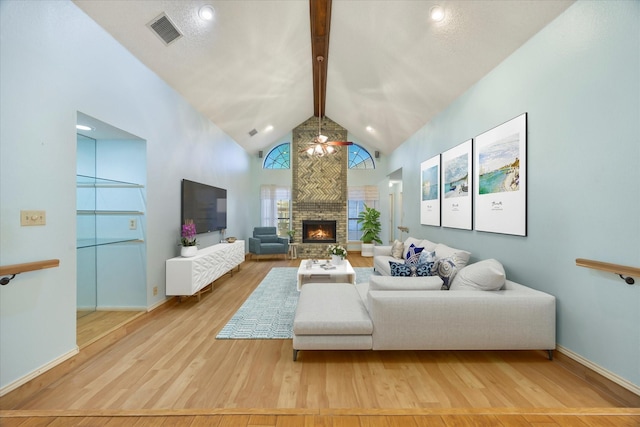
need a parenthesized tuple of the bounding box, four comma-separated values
(415, 261, 438, 277)
(389, 261, 412, 277)
(436, 257, 459, 290)
(405, 244, 424, 266)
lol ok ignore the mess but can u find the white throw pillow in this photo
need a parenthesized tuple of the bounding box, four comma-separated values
(449, 259, 506, 291)
(434, 243, 471, 268)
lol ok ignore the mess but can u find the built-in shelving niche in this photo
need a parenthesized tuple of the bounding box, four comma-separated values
(76, 113, 147, 341)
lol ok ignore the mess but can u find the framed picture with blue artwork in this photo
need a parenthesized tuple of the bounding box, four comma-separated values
(441, 139, 472, 230)
(473, 113, 527, 236)
(420, 154, 441, 226)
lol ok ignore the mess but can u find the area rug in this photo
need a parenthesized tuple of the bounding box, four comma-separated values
(216, 267, 374, 340)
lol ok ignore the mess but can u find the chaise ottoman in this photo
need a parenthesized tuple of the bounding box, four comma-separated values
(292, 282, 373, 361)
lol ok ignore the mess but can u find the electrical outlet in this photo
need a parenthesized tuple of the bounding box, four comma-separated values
(21, 210, 46, 226)
(153, 286, 158, 296)
(129, 218, 137, 230)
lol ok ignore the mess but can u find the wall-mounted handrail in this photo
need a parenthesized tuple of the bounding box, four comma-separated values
(0, 259, 60, 285)
(576, 258, 639, 285)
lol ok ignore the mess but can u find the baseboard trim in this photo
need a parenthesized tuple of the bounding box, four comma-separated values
(96, 306, 148, 311)
(556, 345, 640, 406)
(0, 347, 79, 398)
(147, 297, 171, 312)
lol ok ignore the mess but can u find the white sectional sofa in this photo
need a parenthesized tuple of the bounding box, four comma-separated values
(292, 238, 556, 361)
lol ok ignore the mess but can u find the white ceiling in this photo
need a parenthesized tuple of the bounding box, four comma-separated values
(73, 0, 573, 155)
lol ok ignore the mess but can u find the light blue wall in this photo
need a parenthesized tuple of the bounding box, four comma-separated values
(0, 0, 251, 390)
(388, 0, 639, 387)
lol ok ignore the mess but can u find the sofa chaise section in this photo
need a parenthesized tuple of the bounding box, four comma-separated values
(293, 283, 373, 361)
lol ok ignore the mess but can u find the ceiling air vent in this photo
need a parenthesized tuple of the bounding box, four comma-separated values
(248, 129, 258, 137)
(147, 13, 182, 46)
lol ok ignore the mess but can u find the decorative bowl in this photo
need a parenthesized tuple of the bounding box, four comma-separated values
(226, 237, 237, 243)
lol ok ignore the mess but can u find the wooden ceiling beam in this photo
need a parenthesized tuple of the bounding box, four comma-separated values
(310, 0, 331, 118)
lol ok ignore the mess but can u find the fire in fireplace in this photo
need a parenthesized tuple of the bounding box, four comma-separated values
(302, 220, 337, 243)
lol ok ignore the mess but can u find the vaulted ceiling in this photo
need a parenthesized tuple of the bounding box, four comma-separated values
(73, 0, 573, 155)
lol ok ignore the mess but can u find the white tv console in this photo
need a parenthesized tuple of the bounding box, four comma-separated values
(166, 240, 245, 300)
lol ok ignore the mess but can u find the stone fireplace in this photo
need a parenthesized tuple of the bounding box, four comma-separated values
(302, 220, 337, 244)
(291, 116, 348, 258)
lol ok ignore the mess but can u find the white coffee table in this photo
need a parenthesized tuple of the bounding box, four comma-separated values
(297, 259, 356, 291)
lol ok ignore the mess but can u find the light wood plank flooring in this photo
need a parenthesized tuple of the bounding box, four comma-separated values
(1, 254, 639, 426)
(77, 310, 145, 349)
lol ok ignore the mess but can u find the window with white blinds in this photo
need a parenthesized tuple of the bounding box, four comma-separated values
(347, 185, 379, 241)
(260, 185, 291, 236)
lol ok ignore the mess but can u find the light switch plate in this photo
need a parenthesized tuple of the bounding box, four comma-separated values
(21, 210, 46, 226)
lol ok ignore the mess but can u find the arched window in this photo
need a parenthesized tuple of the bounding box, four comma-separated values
(348, 144, 375, 169)
(263, 143, 290, 169)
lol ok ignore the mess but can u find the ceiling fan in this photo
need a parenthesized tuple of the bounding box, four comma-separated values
(302, 55, 353, 157)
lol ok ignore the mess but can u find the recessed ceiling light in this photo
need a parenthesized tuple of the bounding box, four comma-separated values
(198, 5, 215, 21)
(264, 125, 274, 132)
(366, 126, 374, 133)
(430, 5, 445, 22)
(76, 124, 93, 131)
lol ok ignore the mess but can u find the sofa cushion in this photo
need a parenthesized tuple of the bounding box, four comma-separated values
(369, 275, 443, 291)
(403, 237, 423, 249)
(434, 243, 471, 268)
(389, 261, 412, 276)
(449, 259, 506, 291)
(294, 283, 373, 335)
(404, 237, 437, 252)
(391, 240, 404, 259)
(405, 244, 424, 266)
(436, 257, 460, 290)
(257, 234, 279, 243)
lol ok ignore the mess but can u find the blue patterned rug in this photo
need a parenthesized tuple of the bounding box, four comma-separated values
(216, 267, 374, 340)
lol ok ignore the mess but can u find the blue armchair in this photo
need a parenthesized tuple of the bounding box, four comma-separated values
(248, 227, 289, 260)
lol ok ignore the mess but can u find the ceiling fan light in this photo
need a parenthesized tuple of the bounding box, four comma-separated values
(318, 134, 328, 143)
(326, 145, 335, 154)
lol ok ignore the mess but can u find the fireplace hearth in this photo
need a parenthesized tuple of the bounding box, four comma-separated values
(302, 220, 337, 244)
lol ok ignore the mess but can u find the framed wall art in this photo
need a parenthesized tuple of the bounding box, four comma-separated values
(441, 139, 472, 230)
(420, 154, 441, 226)
(473, 113, 527, 236)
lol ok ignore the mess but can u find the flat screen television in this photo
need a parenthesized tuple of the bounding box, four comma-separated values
(181, 179, 227, 234)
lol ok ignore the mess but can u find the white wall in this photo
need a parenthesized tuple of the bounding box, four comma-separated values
(387, 0, 639, 388)
(0, 0, 251, 391)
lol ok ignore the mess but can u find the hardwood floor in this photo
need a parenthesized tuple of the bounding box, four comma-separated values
(1, 254, 639, 426)
(77, 310, 145, 349)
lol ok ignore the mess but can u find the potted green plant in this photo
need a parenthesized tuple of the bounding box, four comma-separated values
(357, 204, 382, 257)
(287, 229, 296, 243)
